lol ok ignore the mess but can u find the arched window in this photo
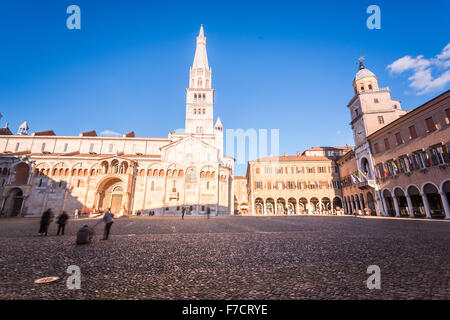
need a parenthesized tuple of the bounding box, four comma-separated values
(151, 181, 155, 191)
(194, 93, 197, 99)
(203, 108, 206, 114)
(194, 109, 197, 115)
(205, 79, 209, 88)
(198, 78, 202, 87)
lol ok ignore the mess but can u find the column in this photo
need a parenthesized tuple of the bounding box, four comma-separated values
(406, 195, 415, 218)
(359, 198, 364, 213)
(392, 196, 400, 217)
(420, 192, 432, 218)
(439, 192, 450, 219)
(351, 199, 355, 213)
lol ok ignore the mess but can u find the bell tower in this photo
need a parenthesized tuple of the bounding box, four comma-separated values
(185, 25, 214, 135)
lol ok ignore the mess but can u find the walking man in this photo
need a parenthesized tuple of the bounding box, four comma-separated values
(38, 209, 53, 236)
(102, 208, 114, 240)
(56, 211, 69, 235)
(206, 207, 211, 219)
(181, 207, 185, 220)
(74, 208, 79, 219)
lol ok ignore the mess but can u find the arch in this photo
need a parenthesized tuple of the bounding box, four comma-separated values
(366, 192, 376, 216)
(332, 196, 343, 213)
(422, 182, 444, 218)
(360, 157, 372, 178)
(101, 161, 109, 174)
(111, 159, 119, 174)
(407, 185, 425, 217)
(2, 188, 24, 217)
(255, 197, 264, 215)
(393, 187, 409, 217)
(310, 197, 320, 214)
(382, 189, 395, 217)
(287, 197, 297, 215)
(299, 197, 308, 214)
(96, 177, 125, 215)
(276, 198, 286, 215)
(265, 198, 275, 215)
(321, 197, 331, 214)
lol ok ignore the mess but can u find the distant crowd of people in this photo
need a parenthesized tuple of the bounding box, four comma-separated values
(37, 208, 115, 245)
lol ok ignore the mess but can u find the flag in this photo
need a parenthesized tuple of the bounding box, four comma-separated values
(373, 168, 377, 178)
(392, 161, 398, 172)
(359, 169, 367, 179)
(425, 151, 431, 165)
(350, 175, 357, 184)
(446, 144, 450, 158)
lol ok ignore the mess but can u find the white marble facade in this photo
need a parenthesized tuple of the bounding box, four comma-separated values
(0, 25, 234, 217)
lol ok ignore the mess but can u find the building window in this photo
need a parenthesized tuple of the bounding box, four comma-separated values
(395, 132, 403, 145)
(384, 138, 390, 150)
(318, 167, 325, 173)
(425, 117, 436, 132)
(374, 98, 379, 103)
(64, 143, 68, 153)
(355, 109, 359, 116)
(109, 144, 113, 153)
(378, 116, 384, 124)
(408, 125, 418, 139)
(15, 143, 20, 152)
(368, 84, 373, 90)
(194, 109, 197, 115)
(255, 167, 260, 174)
(374, 143, 380, 154)
(415, 153, 425, 169)
(255, 181, 262, 189)
(307, 167, 315, 173)
(41, 143, 46, 153)
(445, 108, 450, 122)
(89, 143, 94, 153)
(265, 167, 272, 174)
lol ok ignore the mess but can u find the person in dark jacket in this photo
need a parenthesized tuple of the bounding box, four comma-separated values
(56, 211, 69, 235)
(76, 225, 94, 245)
(206, 207, 211, 219)
(38, 209, 53, 236)
(181, 207, 185, 220)
(102, 208, 114, 240)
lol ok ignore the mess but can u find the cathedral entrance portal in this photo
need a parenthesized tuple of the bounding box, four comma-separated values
(96, 178, 126, 215)
(2, 188, 24, 217)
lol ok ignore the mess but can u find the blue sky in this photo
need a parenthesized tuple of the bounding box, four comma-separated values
(1, 0, 449, 175)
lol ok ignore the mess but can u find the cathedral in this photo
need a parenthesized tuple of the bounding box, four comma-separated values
(0, 25, 235, 217)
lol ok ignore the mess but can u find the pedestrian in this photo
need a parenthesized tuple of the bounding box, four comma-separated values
(102, 208, 114, 240)
(38, 209, 53, 236)
(181, 207, 185, 220)
(206, 207, 211, 219)
(76, 225, 94, 245)
(56, 211, 69, 235)
(74, 208, 79, 219)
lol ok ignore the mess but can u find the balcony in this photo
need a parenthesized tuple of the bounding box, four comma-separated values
(358, 179, 376, 189)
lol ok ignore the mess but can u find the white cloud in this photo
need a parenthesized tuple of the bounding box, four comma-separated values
(387, 43, 450, 95)
(100, 130, 122, 137)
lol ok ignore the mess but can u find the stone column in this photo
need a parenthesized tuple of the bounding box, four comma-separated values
(420, 192, 432, 218)
(406, 195, 415, 218)
(439, 192, 450, 219)
(392, 196, 400, 217)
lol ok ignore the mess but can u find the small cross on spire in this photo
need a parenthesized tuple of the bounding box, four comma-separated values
(358, 56, 365, 70)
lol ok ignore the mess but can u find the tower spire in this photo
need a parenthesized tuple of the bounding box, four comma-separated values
(192, 24, 209, 70)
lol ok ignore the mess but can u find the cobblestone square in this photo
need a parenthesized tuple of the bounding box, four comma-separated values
(0, 215, 449, 299)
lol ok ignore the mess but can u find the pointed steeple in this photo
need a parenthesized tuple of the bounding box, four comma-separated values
(192, 24, 209, 70)
(214, 117, 223, 130)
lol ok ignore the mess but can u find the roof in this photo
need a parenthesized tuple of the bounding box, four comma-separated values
(34, 130, 56, 136)
(0, 127, 12, 135)
(234, 176, 247, 179)
(251, 155, 334, 163)
(354, 67, 376, 82)
(81, 130, 97, 137)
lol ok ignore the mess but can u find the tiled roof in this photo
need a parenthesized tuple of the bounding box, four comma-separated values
(252, 155, 333, 162)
